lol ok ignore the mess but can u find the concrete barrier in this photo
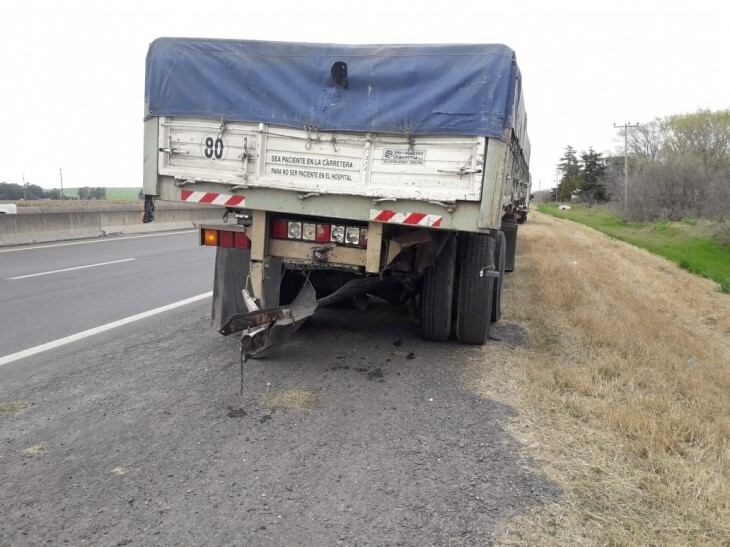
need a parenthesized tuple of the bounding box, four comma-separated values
(0, 202, 223, 246)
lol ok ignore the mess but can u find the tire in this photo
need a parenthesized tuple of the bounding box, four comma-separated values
(419, 236, 457, 341)
(502, 219, 518, 273)
(491, 231, 506, 322)
(455, 232, 495, 344)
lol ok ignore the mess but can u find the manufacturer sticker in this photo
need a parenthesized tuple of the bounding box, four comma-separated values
(382, 148, 426, 165)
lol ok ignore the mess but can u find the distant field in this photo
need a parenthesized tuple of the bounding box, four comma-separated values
(63, 187, 141, 200)
(537, 203, 730, 293)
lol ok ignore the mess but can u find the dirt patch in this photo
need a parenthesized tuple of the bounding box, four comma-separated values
(259, 388, 320, 412)
(472, 212, 730, 546)
(366, 367, 384, 381)
(226, 406, 247, 418)
(489, 322, 528, 348)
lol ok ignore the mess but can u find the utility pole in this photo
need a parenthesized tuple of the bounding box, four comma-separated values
(613, 122, 640, 211)
(22, 173, 27, 200)
(59, 168, 64, 200)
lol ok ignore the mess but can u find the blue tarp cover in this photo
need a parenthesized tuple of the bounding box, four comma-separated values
(145, 38, 528, 158)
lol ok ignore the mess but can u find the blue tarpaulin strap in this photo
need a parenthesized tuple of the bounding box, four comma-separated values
(145, 38, 529, 162)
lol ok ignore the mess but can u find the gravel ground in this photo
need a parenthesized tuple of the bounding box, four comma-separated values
(0, 300, 558, 546)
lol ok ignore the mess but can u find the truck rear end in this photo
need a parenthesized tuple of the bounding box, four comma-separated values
(143, 39, 530, 357)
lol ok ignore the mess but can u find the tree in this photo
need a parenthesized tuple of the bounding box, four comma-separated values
(0, 182, 24, 200)
(0, 181, 68, 201)
(629, 120, 664, 163)
(610, 109, 730, 221)
(26, 184, 45, 200)
(557, 146, 583, 201)
(580, 148, 608, 204)
(78, 187, 107, 200)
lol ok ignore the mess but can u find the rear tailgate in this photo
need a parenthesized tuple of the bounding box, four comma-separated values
(157, 117, 485, 203)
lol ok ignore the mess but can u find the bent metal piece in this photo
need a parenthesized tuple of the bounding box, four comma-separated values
(224, 282, 318, 358)
(219, 276, 382, 357)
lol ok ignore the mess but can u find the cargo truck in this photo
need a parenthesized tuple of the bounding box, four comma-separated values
(143, 38, 531, 358)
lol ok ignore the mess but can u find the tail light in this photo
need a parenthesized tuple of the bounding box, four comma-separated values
(201, 228, 250, 249)
(203, 229, 218, 246)
(345, 226, 360, 245)
(219, 230, 234, 248)
(316, 224, 331, 243)
(330, 225, 346, 243)
(287, 221, 302, 239)
(271, 218, 366, 248)
(302, 223, 317, 241)
(271, 219, 288, 239)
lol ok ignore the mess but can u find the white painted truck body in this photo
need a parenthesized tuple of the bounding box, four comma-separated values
(0, 204, 18, 215)
(144, 116, 525, 232)
(159, 117, 486, 202)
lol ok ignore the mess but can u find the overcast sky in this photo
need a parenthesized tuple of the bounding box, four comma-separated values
(1, 0, 728, 191)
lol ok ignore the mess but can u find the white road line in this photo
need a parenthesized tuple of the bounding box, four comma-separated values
(0, 230, 197, 254)
(0, 292, 213, 367)
(8, 258, 137, 280)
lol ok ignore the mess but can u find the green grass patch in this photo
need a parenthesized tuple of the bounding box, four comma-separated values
(537, 203, 730, 292)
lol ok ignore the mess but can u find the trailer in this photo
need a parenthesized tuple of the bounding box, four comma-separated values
(143, 38, 531, 357)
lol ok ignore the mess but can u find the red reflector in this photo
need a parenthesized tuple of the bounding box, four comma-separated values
(219, 230, 234, 248)
(271, 219, 288, 239)
(315, 223, 331, 243)
(234, 232, 250, 249)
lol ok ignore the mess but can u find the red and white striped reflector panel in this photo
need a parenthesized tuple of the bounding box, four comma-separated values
(181, 190, 245, 207)
(369, 209, 443, 228)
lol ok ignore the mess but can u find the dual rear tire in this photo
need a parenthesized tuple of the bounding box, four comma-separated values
(419, 231, 503, 345)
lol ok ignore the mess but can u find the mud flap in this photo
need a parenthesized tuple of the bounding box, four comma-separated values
(212, 247, 251, 330)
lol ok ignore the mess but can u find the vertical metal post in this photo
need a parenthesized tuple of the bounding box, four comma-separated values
(22, 173, 27, 200)
(59, 168, 64, 200)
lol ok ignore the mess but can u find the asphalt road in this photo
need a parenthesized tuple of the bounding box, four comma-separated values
(0, 232, 558, 546)
(0, 231, 215, 357)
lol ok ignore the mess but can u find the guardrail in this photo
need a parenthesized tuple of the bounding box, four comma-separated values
(0, 202, 223, 246)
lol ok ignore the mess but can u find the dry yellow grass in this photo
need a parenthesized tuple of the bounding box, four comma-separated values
(259, 388, 321, 412)
(0, 401, 28, 413)
(23, 445, 45, 457)
(467, 212, 730, 546)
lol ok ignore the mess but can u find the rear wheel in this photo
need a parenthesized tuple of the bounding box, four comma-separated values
(491, 231, 506, 322)
(455, 232, 495, 344)
(419, 236, 457, 341)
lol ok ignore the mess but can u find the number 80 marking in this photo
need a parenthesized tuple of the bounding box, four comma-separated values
(204, 137, 224, 160)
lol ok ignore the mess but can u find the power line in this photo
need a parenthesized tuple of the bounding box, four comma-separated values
(613, 122, 641, 212)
